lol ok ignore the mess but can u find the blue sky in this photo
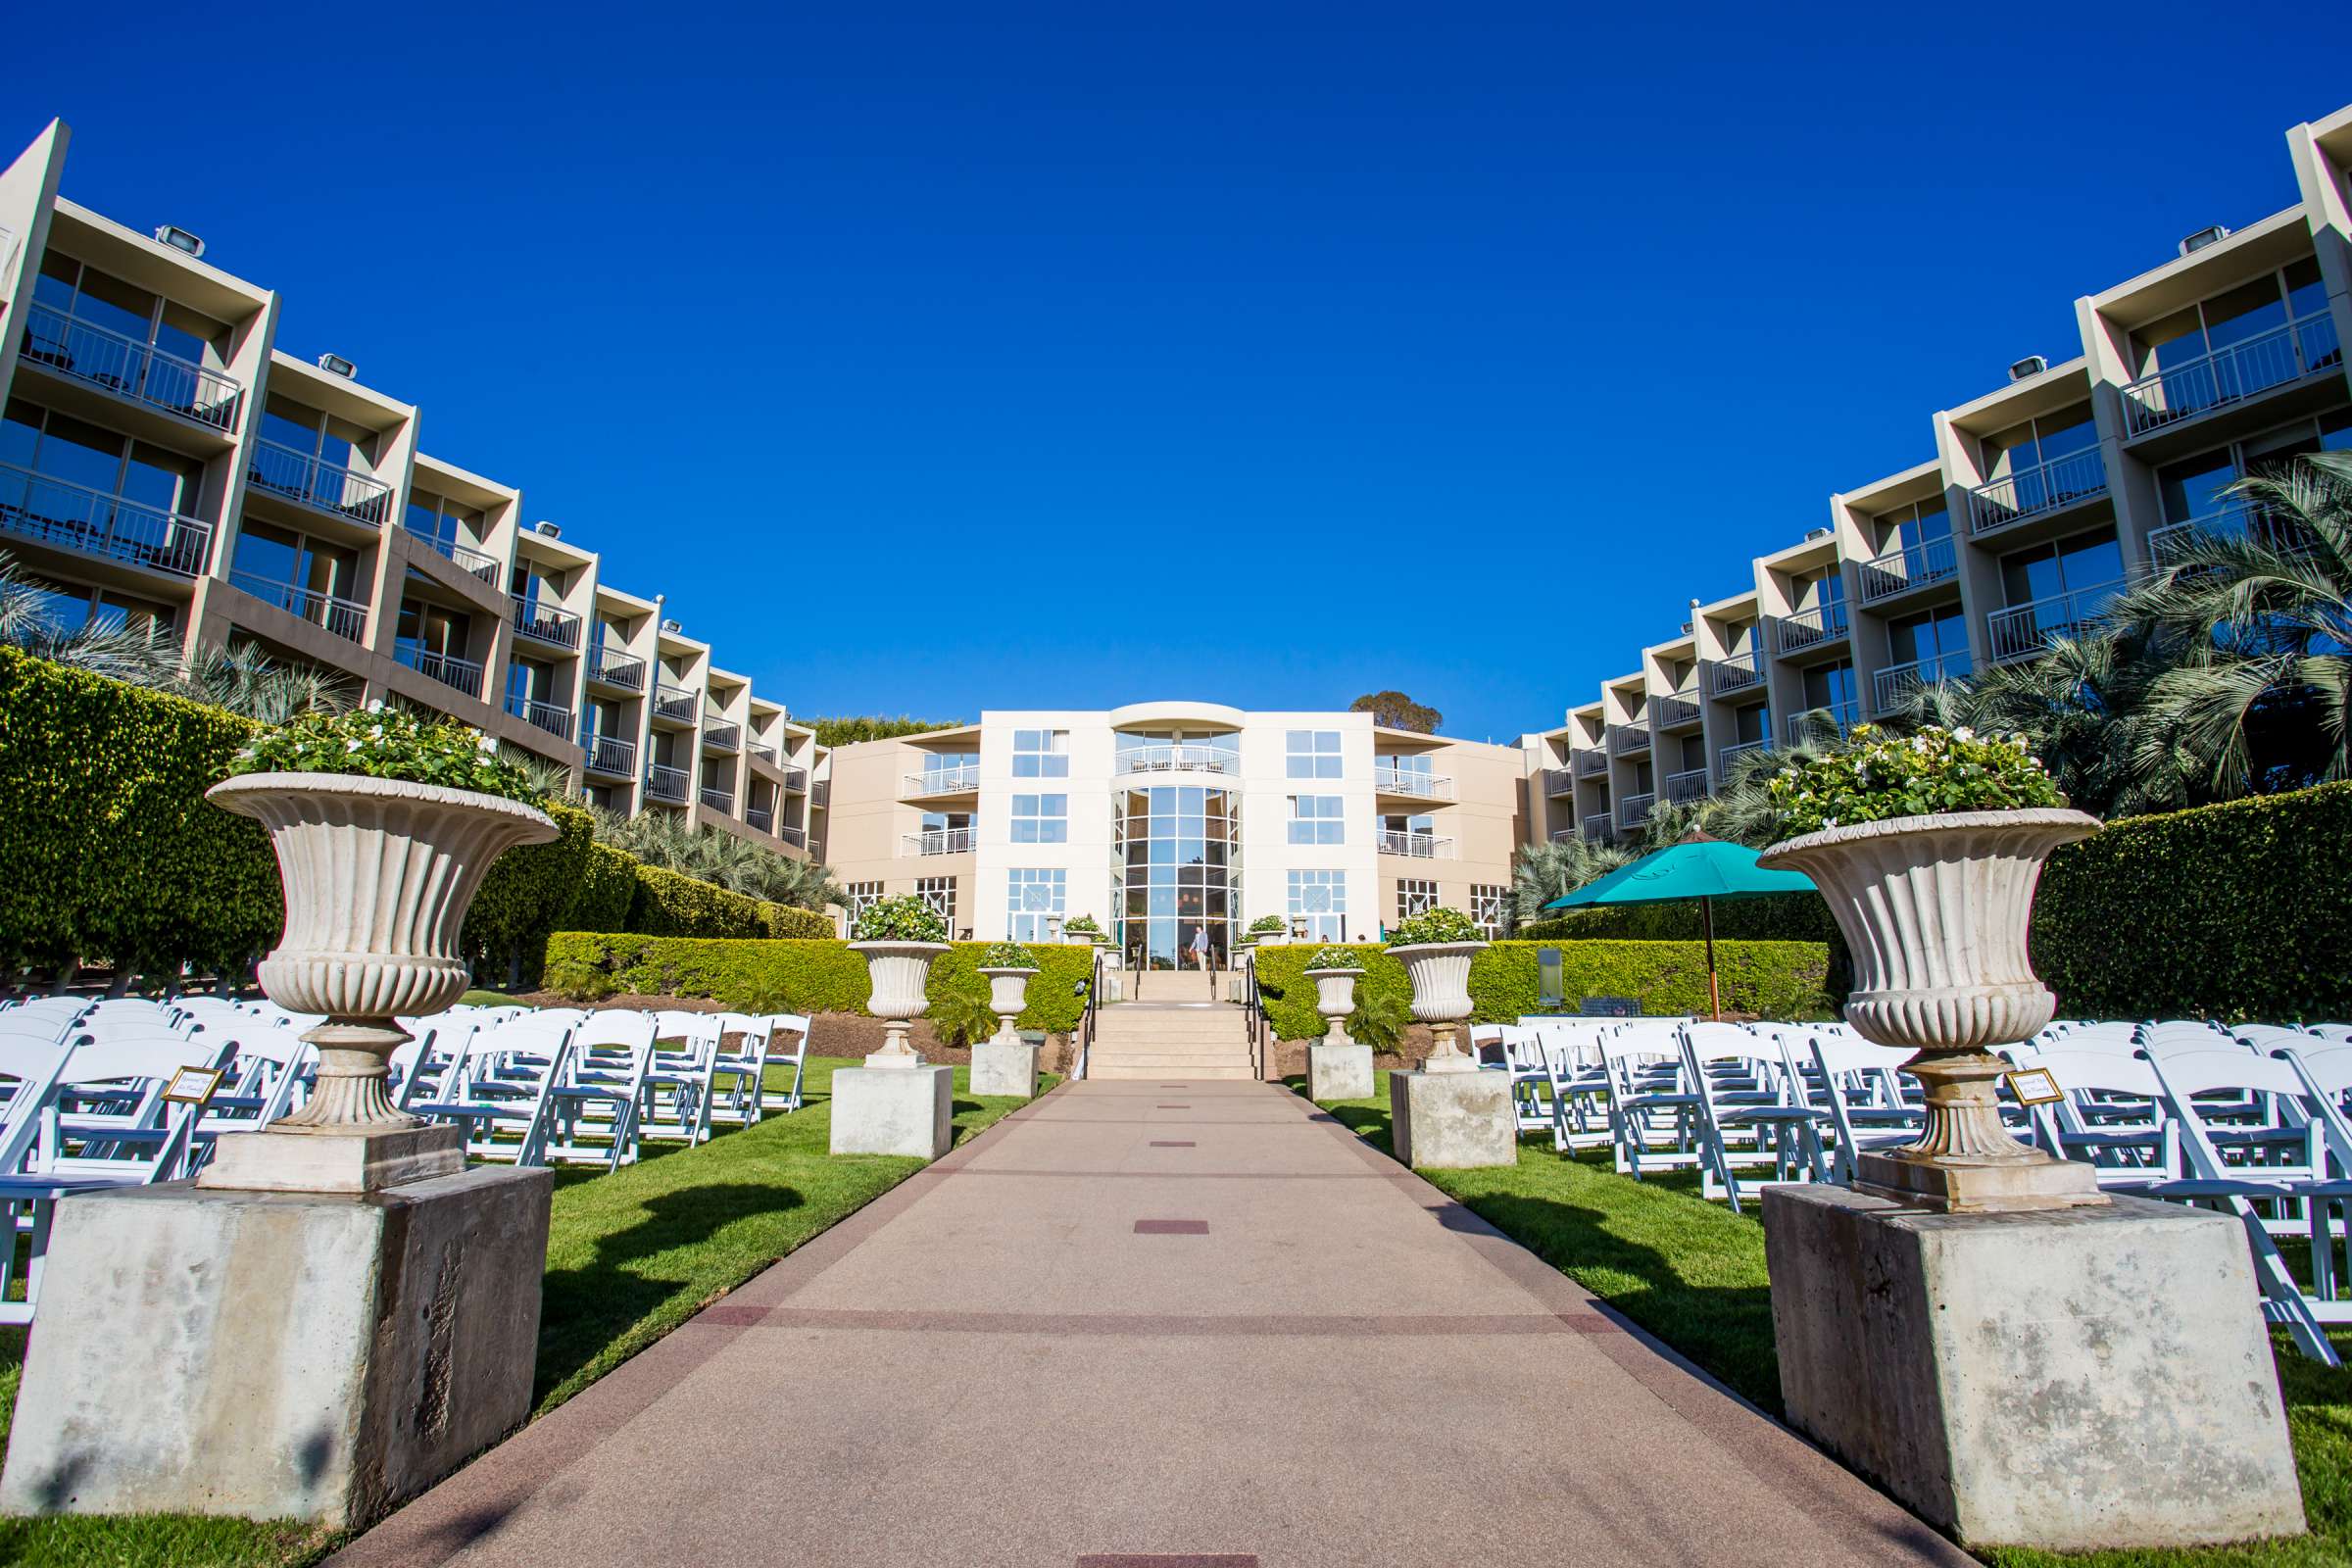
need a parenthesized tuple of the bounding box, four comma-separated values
(13, 4, 2351, 741)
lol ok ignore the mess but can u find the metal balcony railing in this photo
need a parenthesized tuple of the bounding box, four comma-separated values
(906, 764, 982, 797)
(1115, 743, 1237, 773)
(1653, 691, 1701, 729)
(778, 824, 808, 851)
(2143, 501, 2310, 569)
(408, 527, 502, 585)
(587, 638, 647, 691)
(783, 765, 808, 793)
(1719, 737, 1770, 775)
(653, 683, 699, 723)
(504, 692, 575, 742)
(1858, 534, 1959, 604)
(646, 763, 689, 804)
(393, 643, 483, 699)
(746, 805, 773, 832)
(1544, 767, 1576, 797)
(1581, 812, 1613, 842)
(1871, 649, 1971, 713)
(703, 720, 741, 752)
(1616, 791, 1656, 831)
(1373, 766, 1453, 799)
(509, 595, 583, 650)
(583, 731, 637, 778)
(1773, 598, 1849, 654)
(20, 303, 242, 430)
(1705, 649, 1762, 696)
(2123, 315, 2343, 437)
(1608, 723, 1649, 756)
(1987, 579, 2124, 665)
(1968, 448, 2107, 536)
(1785, 700, 1861, 747)
(1551, 826, 1578, 843)
(699, 785, 733, 811)
(1377, 831, 1455, 859)
(905, 827, 975, 857)
(1661, 766, 1709, 804)
(230, 570, 367, 641)
(247, 439, 393, 527)
(1573, 749, 1609, 778)
(811, 780, 830, 808)
(0, 464, 213, 576)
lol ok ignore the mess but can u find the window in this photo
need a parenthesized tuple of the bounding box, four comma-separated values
(1007, 868, 1067, 943)
(1012, 729, 1069, 778)
(1999, 528, 2125, 609)
(2, 398, 205, 520)
(32, 251, 225, 367)
(916, 876, 957, 928)
(1396, 880, 1440, 921)
(395, 599, 468, 660)
(405, 490, 487, 556)
(1888, 606, 1969, 674)
(845, 881, 885, 922)
(1287, 794, 1345, 845)
(1984, 404, 2097, 480)
(1286, 869, 1348, 943)
(1010, 793, 1067, 844)
(1470, 884, 1508, 939)
(1285, 729, 1343, 778)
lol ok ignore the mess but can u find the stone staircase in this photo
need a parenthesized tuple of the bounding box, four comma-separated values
(1087, 971, 1257, 1080)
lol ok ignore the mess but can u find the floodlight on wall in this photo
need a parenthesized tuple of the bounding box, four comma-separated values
(533, 520, 562, 538)
(2008, 355, 2047, 382)
(1806, 527, 1832, 540)
(2179, 224, 2231, 258)
(662, 617, 682, 633)
(153, 224, 206, 259)
(316, 352, 357, 378)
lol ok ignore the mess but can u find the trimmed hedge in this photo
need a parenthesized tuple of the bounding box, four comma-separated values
(1517, 892, 1851, 1001)
(540, 935, 1099, 1031)
(568, 843, 640, 935)
(2034, 782, 2352, 1022)
(463, 801, 597, 975)
(1249, 939, 1838, 1040)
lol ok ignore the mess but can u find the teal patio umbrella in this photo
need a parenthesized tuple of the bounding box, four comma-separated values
(1544, 831, 1816, 1018)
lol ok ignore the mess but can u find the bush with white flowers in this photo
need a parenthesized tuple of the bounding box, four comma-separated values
(228, 700, 540, 804)
(1766, 723, 2063, 839)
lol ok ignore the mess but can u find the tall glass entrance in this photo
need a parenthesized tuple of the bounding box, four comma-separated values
(1113, 784, 1239, 969)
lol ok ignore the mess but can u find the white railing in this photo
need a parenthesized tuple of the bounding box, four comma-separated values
(2144, 501, 2300, 568)
(746, 805, 774, 832)
(646, 763, 689, 804)
(1608, 723, 1649, 756)
(248, 439, 393, 526)
(230, 570, 366, 641)
(1785, 700, 1860, 746)
(703, 720, 741, 752)
(1773, 598, 1849, 653)
(904, 828, 975, 857)
(1719, 737, 1770, 774)
(504, 692, 574, 742)
(2123, 315, 2342, 437)
(1581, 812, 1613, 842)
(1987, 579, 2124, 665)
(778, 824, 808, 851)
(587, 639, 647, 691)
(782, 765, 808, 793)
(1968, 447, 2107, 535)
(1573, 749, 1609, 777)
(510, 594, 583, 649)
(1115, 743, 1236, 773)
(1616, 791, 1655, 831)
(1653, 691, 1700, 728)
(1544, 767, 1576, 796)
(409, 526, 502, 585)
(1661, 766, 1709, 804)
(394, 643, 483, 699)
(0, 463, 213, 575)
(1858, 534, 1958, 603)
(1705, 649, 1762, 696)
(906, 764, 982, 797)
(20, 303, 242, 430)
(1871, 650, 1971, 713)
(1378, 831, 1455, 859)
(584, 731, 637, 777)
(700, 785, 733, 812)
(1550, 826, 1577, 843)
(653, 683, 699, 723)
(1373, 766, 1453, 799)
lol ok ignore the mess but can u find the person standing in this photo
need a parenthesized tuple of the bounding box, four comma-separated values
(1189, 925, 1211, 978)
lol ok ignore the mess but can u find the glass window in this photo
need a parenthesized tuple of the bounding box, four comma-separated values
(845, 883, 884, 923)
(1999, 528, 2123, 607)
(1006, 868, 1068, 943)
(916, 876, 958, 929)
(1396, 880, 1440, 921)
(1286, 869, 1347, 943)
(1012, 728, 1069, 778)
(1470, 885, 1508, 939)
(2156, 449, 2240, 524)
(1287, 795, 1345, 845)
(1010, 793, 1067, 844)
(1285, 729, 1343, 778)
(1887, 606, 1969, 668)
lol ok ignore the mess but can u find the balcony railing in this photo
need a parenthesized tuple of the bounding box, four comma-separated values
(247, 439, 393, 527)
(229, 570, 366, 641)
(504, 692, 575, 742)
(703, 720, 741, 752)
(699, 785, 733, 811)
(1773, 598, 1849, 654)
(1573, 749, 1608, 778)
(1705, 649, 1762, 696)
(2123, 315, 2343, 437)
(811, 780, 830, 808)
(1550, 826, 1577, 843)
(783, 765, 808, 793)
(746, 805, 773, 832)
(1858, 535, 1959, 604)
(646, 764, 690, 804)
(1968, 448, 2107, 536)
(778, 823, 808, 851)
(409, 528, 502, 585)
(0, 463, 213, 575)
(509, 595, 583, 650)
(583, 731, 637, 778)
(1785, 700, 1861, 747)
(20, 303, 242, 430)
(653, 683, 699, 723)
(1377, 831, 1456, 859)
(1872, 649, 1971, 713)
(1581, 812, 1613, 842)
(1616, 792, 1655, 831)
(906, 763, 982, 797)
(1661, 766, 1709, 804)
(1719, 737, 1770, 775)
(1115, 743, 1237, 773)
(2142, 501, 2316, 571)
(1544, 767, 1576, 797)
(1373, 766, 1453, 799)
(587, 639, 647, 691)
(1608, 723, 1649, 756)
(1987, 579, 2124, 665)
(1653, 691, 1701, 729)
(904, 828, 975, 857)
(393, 642, 483, 699)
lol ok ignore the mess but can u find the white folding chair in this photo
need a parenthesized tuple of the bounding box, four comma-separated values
(1680, 1023, 1829, 1211)
(411, 1017, 574, 1166)
(643, 1011, 721, 1145)
(542, 1012, 657, 1169)
(756, 1014, 814, 1116)
(1597, 1023, 1701, 1178)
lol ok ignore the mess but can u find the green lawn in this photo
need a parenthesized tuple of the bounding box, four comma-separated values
(0, 1057, 1047, 1567)
(1303, 1077, 2352, 1568)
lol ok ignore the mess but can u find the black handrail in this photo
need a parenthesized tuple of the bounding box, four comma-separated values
(1244, 952, 1269, 1080)
(1076, 946, 1103, 1080)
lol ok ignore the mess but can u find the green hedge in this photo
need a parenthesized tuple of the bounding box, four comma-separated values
(567, 843, 640, 934)
(2033, 782, 2352, 1022)
(1517, 892, 1850, 999)
(1249, 939, 1838, 1041)
(540, 935, 1099, 1031)
(463, 801, 597, 976)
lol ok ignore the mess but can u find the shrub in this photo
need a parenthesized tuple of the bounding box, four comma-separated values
(1347, 987, 1409, 1051)
(230, 700, 539, 803)
(1304, 946, 1360, 971)
(2033, 781, 2352, 1022)
(978, 941, 1038, 969)
(463, 800, 596, 980)
(627, 863, 768, 939)
(564, 842, 640, 934)
(755, 903, 835, 940)
(1246, 913, 1287, 936)
(852, 894, 949, 943)
(1386, 906, 1485, 946)
(1766, 723, 2062, 838)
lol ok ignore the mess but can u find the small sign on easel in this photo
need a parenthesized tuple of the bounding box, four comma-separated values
(162, 1064, 225, 1107)
(2002, 1067, 2065, 1106)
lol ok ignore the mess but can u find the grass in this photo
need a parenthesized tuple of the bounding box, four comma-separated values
(0, 1057, 1047, 1567)
(1302, 1076, 2352, 1568)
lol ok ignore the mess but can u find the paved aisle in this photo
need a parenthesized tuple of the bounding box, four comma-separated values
(337, 1081, 1968, 1568)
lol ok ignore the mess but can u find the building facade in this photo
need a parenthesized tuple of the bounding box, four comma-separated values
(0, 121, 826, 858)
(822, 704, 1525, 960)
(1523, 101, 2352, 847)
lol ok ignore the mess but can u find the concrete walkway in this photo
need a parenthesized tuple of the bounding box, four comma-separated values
(336, 1080, 1970, 1568)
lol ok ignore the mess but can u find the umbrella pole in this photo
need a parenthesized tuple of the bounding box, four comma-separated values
(1703, 896, 1721, 1021)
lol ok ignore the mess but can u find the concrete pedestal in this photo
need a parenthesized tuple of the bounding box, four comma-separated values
(829, 1062, 955, 1158)
(1307, 1040, 1374, 1102)
(199, 1121, 464, 1194)
(970, 1039, 1039, 1100)
(1762, 1184, 2305, 1550)
(1388, 1066, 1515, 1169)
(0, 1166, 552, 1529)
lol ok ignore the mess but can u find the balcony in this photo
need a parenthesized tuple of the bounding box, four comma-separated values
(1785, 699, 1860, 747)
(20, 303, 242, 430)
(1653, 691, 1701, 729)
(1871, 649, 1971, 713)
(393, 642, 483, 699)
(1581, 812, 1613, 842)
(2123, 315, 2343, 439)
(1377, 830, 1456, 859)
(1115, 743, 1236, 773)
(783, 765, 808, 793)
(1572, 749, 1609, 778)
(1719, 737, 1770, 775)
(1544, 767, 1576, 797)
(1967, 448, 2107, 536)
(504, 692, 575, 742)
(811, 780, 830, 808)
(583, 730, 637, 778)
(905, 827, 975, 857)
(1550, 826, 1578, 843)
(1858, 535, 1959, 605)
(411, 529, 502, 586)
(247, 440, 393, 527)
(1773, 598, 1849, 656)
(1607, 723, 1649, 757)
(1616, 792, 1655, 831)
(510, 595, 583, 650)
(905, 763, 982, 798)
(0, 464, 213, 576)
(1987, 580, 2124, 665)
(1373, 766, 1454, 800)
(646, 763, 689, 805)
(652, 683, 699, 726)
(1704, 649, 1762, 697)
(229, 571, 366, 642)
(1661, 766, 1709, 804)
(700, 785, 733, 812)
(746, 804, 773, 833)
(703, 720, 741, 753)
(778, 824, 808, 851)
(586, 638, 647, 692)
(2143, 501, 2314, 570)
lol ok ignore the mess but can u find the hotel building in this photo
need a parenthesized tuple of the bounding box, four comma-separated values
(820, 705, 1525, 962)
(1524, 100, 2352, 845)
(0, 121, 827, 858)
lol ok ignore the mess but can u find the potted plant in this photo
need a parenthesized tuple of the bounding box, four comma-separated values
(1755, 723, 2102, 1209)
(848, 895, 952, 1067)
(1301, 946, 1364, 1032)
(207, 702, 556, 1139)
(1385, 906, 1489, 1072)
(1061, 914, 1107, 946)
(1245, 913, 1288, 948)
(976, 941, 1040, 1044)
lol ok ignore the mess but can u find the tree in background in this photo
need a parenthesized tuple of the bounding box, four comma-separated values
(807, 714, 968, 748)
(1507, 834, 1630, 930)
(1349, 691, 1442, 733)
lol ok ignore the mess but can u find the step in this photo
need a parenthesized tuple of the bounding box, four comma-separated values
(1087, 1062, 1260, 1080)
(1088, 1053, 1256, 1069)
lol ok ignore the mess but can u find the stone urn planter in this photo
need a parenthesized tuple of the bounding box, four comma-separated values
(1304, 964, 1362, 1031)
(1756, 807, 2103, 1211)
(849, 940, 952, 1066)
(979, 965, 1038, 1046)
(1389, 941, 1487, 1071)
(1303, 962, 1373, 1102)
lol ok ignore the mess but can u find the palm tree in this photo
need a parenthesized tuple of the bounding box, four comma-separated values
(1509, 834, 1631, 929)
